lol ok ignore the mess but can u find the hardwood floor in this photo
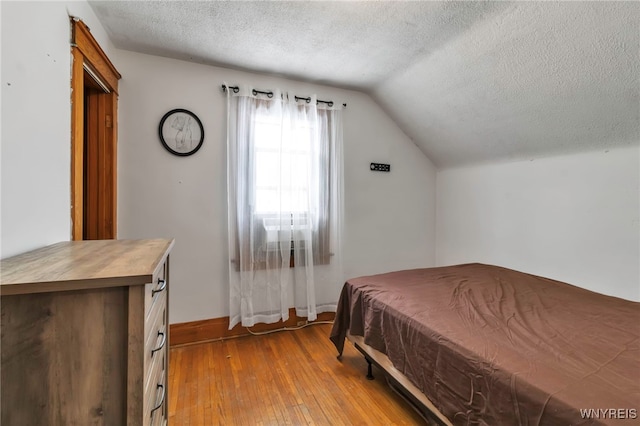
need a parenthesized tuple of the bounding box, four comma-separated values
(168, 323, 426, 425)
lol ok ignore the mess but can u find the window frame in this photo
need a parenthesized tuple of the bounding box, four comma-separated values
(233, 101, 333, 270)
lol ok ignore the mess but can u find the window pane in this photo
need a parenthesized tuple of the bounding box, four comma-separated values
(255, 189, 279, 213)
(255, 152, 280, 188)
(254, 120, 280, 150)
(253, 111, 314, 215)
(291, 154, 309, 182)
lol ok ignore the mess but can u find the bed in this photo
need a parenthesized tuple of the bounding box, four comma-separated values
(330, 263, 640, 425)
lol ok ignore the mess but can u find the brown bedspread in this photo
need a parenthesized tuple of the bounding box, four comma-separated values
(330, 264, 640, 425)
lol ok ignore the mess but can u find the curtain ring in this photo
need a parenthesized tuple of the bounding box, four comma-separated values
(252, 89, 274, 98)
(221, 84, 240, 93)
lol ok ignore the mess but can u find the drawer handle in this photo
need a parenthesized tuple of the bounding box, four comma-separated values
(152, 278, 167, 296)
(151, 331, 166, 356)
(151, 383, 166, 415)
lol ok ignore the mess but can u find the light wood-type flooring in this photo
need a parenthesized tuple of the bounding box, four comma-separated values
(168, 323, 426, 425)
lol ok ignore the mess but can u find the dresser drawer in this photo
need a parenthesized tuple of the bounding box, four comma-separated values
(145, 261, 167, 320)
(144, 291, 167, 389)
(151, 371, 167, 426)
(144, 352, 166, 426)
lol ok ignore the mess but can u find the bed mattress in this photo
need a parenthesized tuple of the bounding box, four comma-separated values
(330, 263, 640, 425)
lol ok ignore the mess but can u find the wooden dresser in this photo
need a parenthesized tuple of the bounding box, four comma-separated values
(0, 239, 174, 426)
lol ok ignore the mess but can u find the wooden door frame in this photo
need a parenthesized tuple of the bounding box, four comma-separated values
(70, 18, 121, 240)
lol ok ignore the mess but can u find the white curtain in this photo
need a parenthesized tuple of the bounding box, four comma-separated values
(226, 85, 344, 329)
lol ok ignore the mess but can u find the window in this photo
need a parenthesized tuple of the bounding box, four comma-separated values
(250, 103, 328, 267)
(225, 88, 344, 328)
(226, 93, 339, 271)
(253, 111, 314, 215)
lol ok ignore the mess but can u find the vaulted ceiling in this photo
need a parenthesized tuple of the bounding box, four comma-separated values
(90, 1, 639, 168)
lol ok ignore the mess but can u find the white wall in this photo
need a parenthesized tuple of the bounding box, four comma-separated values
(0, 1, 115, 258)
(436, 146, 640, 301)
(114, 50, 436, 324)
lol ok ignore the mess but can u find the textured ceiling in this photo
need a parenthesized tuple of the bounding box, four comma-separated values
(90, 1, 639, 168)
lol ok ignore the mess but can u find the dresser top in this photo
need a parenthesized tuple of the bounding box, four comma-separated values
(0, 239, 174, 296)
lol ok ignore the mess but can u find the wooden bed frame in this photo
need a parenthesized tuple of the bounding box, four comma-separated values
(346, 333, 453, 426)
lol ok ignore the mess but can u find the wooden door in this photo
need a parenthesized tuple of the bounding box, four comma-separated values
(83, 77, 117, 239)
(71, 18, 121, 240)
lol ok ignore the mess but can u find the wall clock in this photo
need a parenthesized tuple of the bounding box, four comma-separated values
(158, 109, 204, 156)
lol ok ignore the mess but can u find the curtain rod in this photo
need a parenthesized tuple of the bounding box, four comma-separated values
(221, 84, 347, 108)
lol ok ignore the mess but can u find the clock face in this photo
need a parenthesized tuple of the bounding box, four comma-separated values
(159, 109, 204, 156)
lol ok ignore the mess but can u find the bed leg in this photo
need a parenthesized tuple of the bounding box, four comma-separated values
(366, 358, 374, 380)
